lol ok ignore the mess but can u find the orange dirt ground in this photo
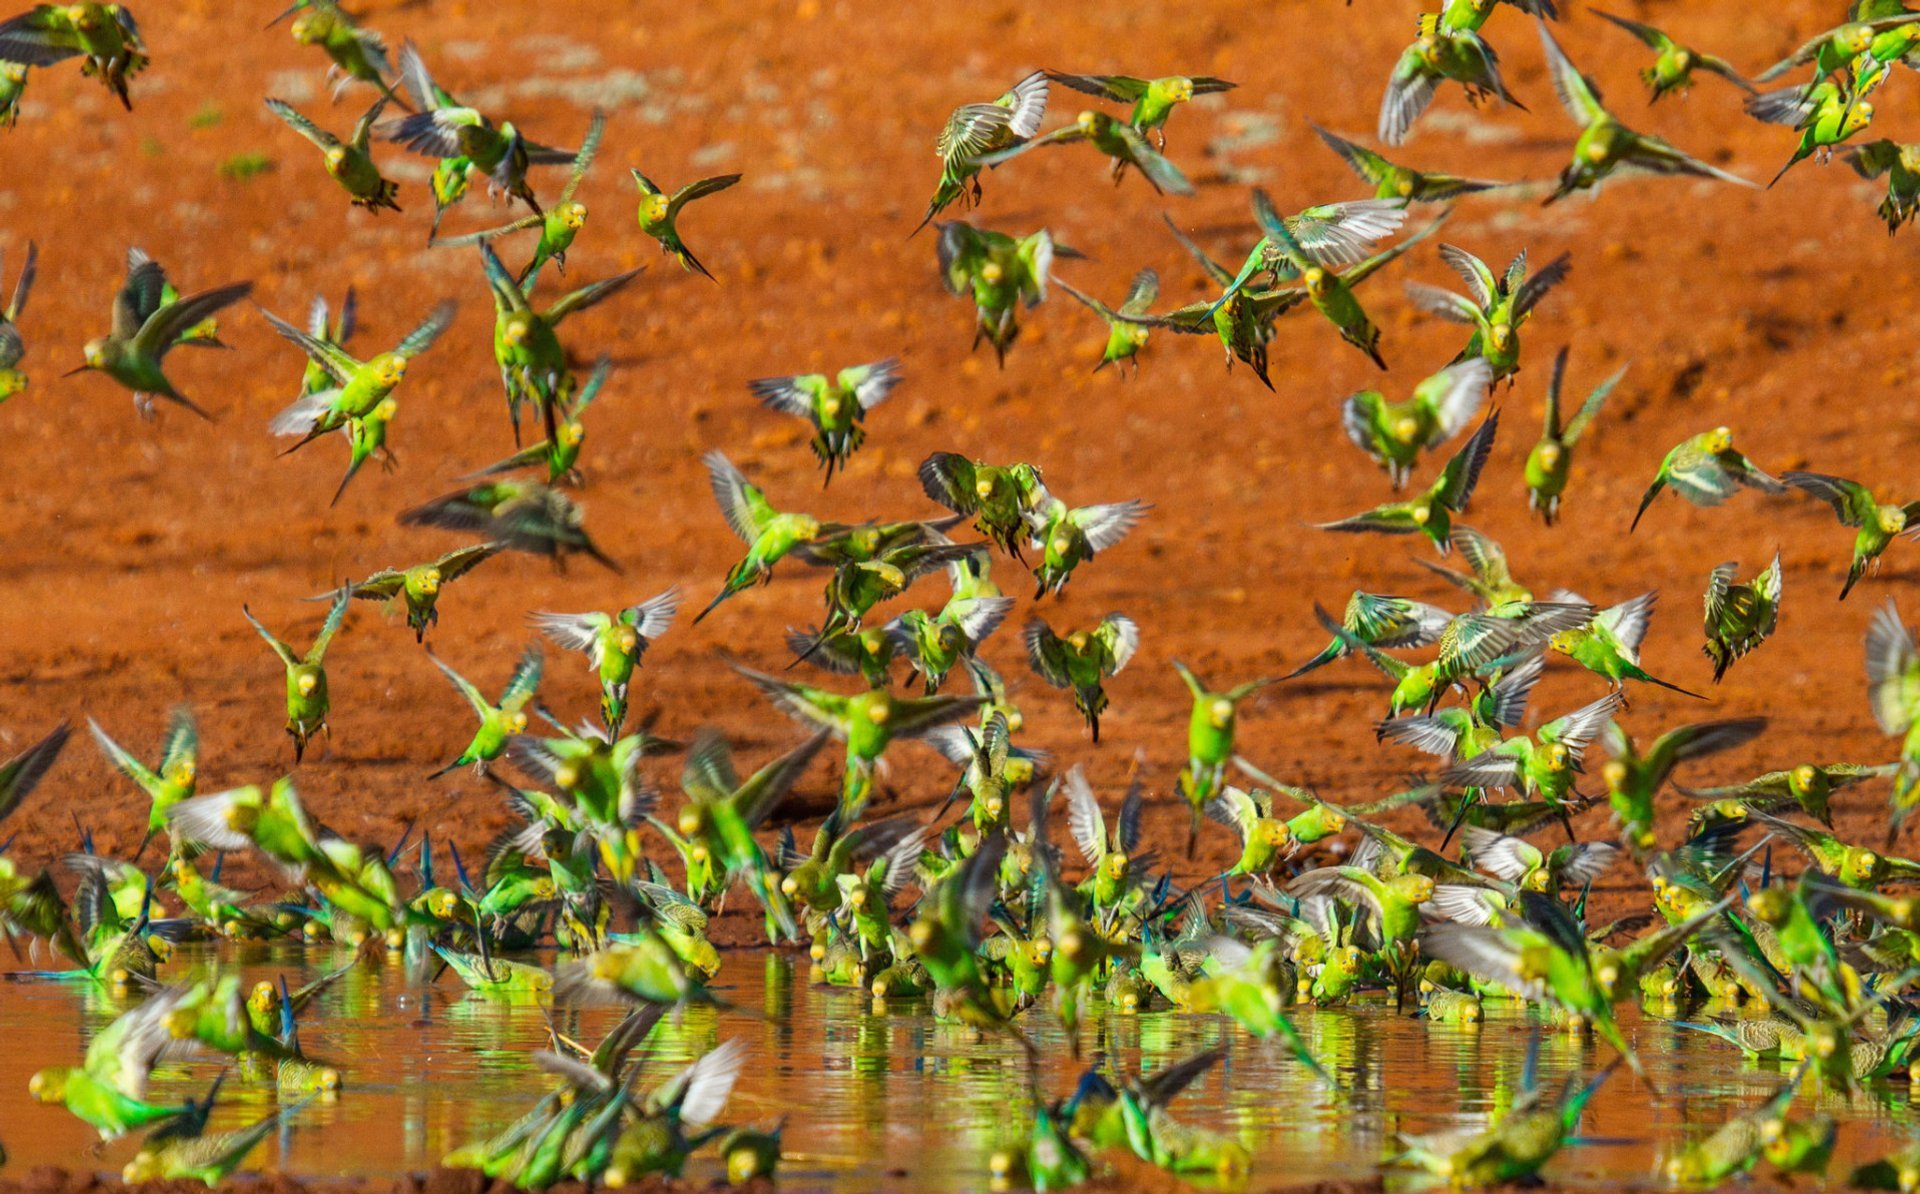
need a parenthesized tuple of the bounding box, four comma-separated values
(0, 0, 1912, 934)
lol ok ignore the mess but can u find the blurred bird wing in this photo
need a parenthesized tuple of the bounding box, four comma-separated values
(1539, 20, 1609, 126)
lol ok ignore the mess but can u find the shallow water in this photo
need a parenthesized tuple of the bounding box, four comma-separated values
(2, 945, 1917, 1190)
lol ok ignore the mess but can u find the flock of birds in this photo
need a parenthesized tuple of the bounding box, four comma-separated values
(7, 0, 1920, 1189)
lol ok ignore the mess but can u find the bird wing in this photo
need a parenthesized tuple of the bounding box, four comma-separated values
(258, 304, 360, 386)
(732, 729, 832, 830)
(1562, 361, 1628, 446)
(1045, 72, 1145, 102)
(1286, 199, 1408, 270)
(1538, 19, 1609, 126)
(1063, 765, 1108, 866)
(1094, 612, 1141, 673)
(1312, 123, 1392, 186)
(501, 644, 544, 709)
(429, 651, 494, 718)
(1431, 411, 1499, 511)
(621, 587, 681, 641)
(0, 723, 69, 822)
(1867, 600, 1920, 733)
(556, 109, 607, 205)
(543, 268, 644, 325)
(1702, 561, 1738, 627)
(1589, 9, 1671, 51)
(264, 97, 343, 153)
(1512, 252, 1572, 319)
(304, 587, 352, 665)
(1538, 691, 1627, 760)
(667, 173, 743, 218)
(842, 358, 903, 411)
(394, 300, 459, 358)
(3, 239, 34, 325)
(1071, 500, 1149, 552)
(159, 706, 198, 777)
(704, 451, 775, 542)
(241, 607, 299, 667)
(746, 373, 824, 419)
(134, 281, 254, 362)
(1438, 244, 1497, 309)
(435, 542, 502, 584)
(1416, 358, 1493, 441)
(1783, 471, 1877, 528)
(1024, 620, 1071, 688)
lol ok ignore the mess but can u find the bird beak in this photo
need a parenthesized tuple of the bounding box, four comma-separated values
(264, 3, 299, 28)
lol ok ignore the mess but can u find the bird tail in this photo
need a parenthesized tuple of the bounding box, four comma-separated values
(1640, 671, 1708, 701)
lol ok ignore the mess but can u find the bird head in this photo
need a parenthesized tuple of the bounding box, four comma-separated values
(988, 1150, 1019, 1186)
(1209, 697, 1234, 728)
(79, 338, 108, 370)
(1523, 868, 1553, 894)
(641, 194, 670, 225)
(615, 625, 640, 654)
(1600, 760, 1628, 791)
(0, 367, 21, 401)
(1057, 923, 1091, 965)
(313, 1066, 343, 1092)
(908, 917, 935, 951)
(297, 672, 320, 698)
(676, 804, 704, 838)
(1395, 874, 1436, 904)
(1844, 23, 1875, 54)
(1489, 324, 1514, 354)
(1411, 503, 1431, 525)
(1102, 852, 1128, 883)
(1392, 415, 1420, 444)
(845, 885, 867, 911)
(168, 758, 197, 786)
(1745, 886, 1789, 927)
(1304, 267, 1329, 297)
(558, 201, 587, 231)
(507, 709, 529, 734)
(1543, 742, 1571, 772)
(865, 699, 891, 725)
(248, 979, 280, 1018)
(418, 568, 442, 595)
(553, 761, 580, 790)
(1673, 48, 1695, 71)
(1169, 77, 1195, 103)
(1789, 764, 1819, 795)
(1880, 506, 1907, 535)
(371, 397, 399, 422)
(861, 632, 886, 657)
(287, 8, 325, 41)
(27, 1067, 67, 1105)
(1594, 957, 1621, 994)
(559, 419, 586, 447)
(425, 889, 461, 920)
(1065, 630, 1088, 651)
(67, 6, 99, 31)
(1845, 845, 1883, 885)
(1847, 102, 1877, 135)
(795, 515, 822, 539)
(821, 395, 842, 418)
(502, 316, 532, 348)
(375, 353, 408, 387)
(1810, 1022, 1841, 1060)
(325, 146, 349, 171)
(984, 794, 1005, 821)
(1705, 426, 1733, 453)
(980, 260, 1005, 284)
(1262, 821, 1292, 852)
(1537, 440, 1562, 467)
